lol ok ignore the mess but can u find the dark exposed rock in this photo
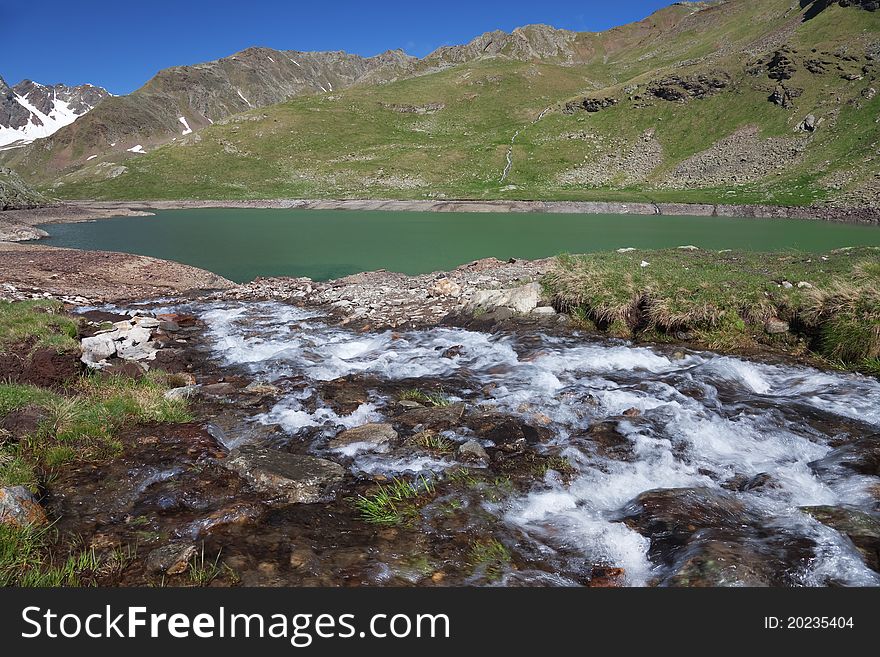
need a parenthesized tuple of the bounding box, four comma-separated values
(769, 84, 803, 108)
(647, 71, 731, 102)
(145, 542, 198, 575)
(562, 96, 618, 114)
(465, 411, 552, 450)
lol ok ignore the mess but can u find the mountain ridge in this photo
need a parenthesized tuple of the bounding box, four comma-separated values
(2, 0, 879, 209)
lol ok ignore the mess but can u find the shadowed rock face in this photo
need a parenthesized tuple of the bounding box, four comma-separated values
(0, 166, 47, 210)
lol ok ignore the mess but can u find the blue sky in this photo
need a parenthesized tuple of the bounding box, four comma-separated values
(2, 0, 673, 95)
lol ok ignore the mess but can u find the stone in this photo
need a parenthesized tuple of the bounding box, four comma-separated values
(145, 543, 198, 575)
(622, 407, 641, 417)
(0, 486, 47, 527)
(244, 381, 281, 395)
(125, 325, 153, 346)
(134, 317, 161, 329)
(328, 423, 398, 449)
(164, 385, 201, 401)
(457, 439, 489, 463)
(798, 114, 818, 132)
(470, 282, 541, 314)
(427, 278, 462, 297)
(397, 399, 423, 409)
(797, 281, 814, 289)
(80, 334, 117, 364)
(764, 317, 790, 334)
(781, 281, 794, 289)
(221, 445, 346, 503)
(531, 306, 557, 316)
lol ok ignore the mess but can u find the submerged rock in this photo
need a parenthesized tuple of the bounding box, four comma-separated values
(221, 445, 346, 503)
(803, 505, 880, 572)
(809, 434, 880, 477)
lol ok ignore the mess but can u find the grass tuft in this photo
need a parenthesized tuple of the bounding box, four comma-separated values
(353, 476, 436, 525)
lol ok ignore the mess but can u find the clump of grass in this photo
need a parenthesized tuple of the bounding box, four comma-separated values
(353, 476, 436, 525)
(187, 544, 227, 587)
(413, 430, 456, 454)
(0, 375, 192, 490)
(467, 538, 512, 582)
(0, 300, 79, 353)
(0, 524, 127, 587)
(544, 248, 880, 371)
(399, 388, 451, 407)
(803, 264, 880, 364)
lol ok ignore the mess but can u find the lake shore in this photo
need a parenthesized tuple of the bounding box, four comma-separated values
(1, 198, 879, 240)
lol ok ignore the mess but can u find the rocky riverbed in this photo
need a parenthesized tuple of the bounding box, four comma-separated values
(3, 271, 879, 587)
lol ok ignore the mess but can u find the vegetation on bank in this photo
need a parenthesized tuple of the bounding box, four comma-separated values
(543, 247, 880, 374)
(0, 300, 78, 352)
(0, 301, 191, 586)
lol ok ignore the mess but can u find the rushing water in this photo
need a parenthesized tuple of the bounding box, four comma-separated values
(38, 208, 880, 282)
(190, 301, 880, 587)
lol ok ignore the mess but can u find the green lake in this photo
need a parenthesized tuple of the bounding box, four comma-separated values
(37, 208, 880, 282)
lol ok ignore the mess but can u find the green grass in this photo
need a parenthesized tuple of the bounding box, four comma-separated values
(353, 476, 437, 525)
(0, 375, 192, 491)
(544, 247, 880, 368)
(0, 300, 79, 353)
(399, 388, 452, 407)
(467, 538, 512, 582)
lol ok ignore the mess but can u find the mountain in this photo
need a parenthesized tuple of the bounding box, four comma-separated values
(0, 166, 47, 210)
(2, 0, 879, 208)
(0, 78, 109, 149)
(0, 47, 416, 172)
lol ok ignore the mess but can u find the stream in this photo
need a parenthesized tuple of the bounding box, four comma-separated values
(175, 300, 880, 586)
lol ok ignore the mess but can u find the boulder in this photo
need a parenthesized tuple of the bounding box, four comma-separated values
(427, 278, 462, 298)
(328, 423, 398, 449)
(221, 445, 346, 503)
(0, 486, 47, 527)
(80, 334, 117, 365)
(470, 282, 542, 314)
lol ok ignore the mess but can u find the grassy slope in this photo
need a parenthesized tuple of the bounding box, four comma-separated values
(544, 246, 880, 373)
(42, 1, 880, 205)
(0, 301, 190, 586)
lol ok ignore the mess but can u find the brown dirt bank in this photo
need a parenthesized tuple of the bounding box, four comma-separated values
(3, 198, 880, 232)
(0, 243, 234, 303)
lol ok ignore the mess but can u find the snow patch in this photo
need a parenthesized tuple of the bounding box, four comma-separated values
(178, 116, 192, 135)
(86, 154, 98, 161)
(236, 90, 253, 107)
(127, 144, 146, 154)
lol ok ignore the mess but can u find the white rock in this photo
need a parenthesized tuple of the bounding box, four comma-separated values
(617, 247, 636, 253)
(640, 261, 650, 268)
(470, 282, 541, 314)
(782, 281, 794, 289)
(797, 281, 813, 289)
(531, 306, 557, 316)
(80, 334, 117, 364)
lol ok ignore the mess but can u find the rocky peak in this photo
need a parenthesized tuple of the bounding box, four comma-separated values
(0, 79, 110, 148)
